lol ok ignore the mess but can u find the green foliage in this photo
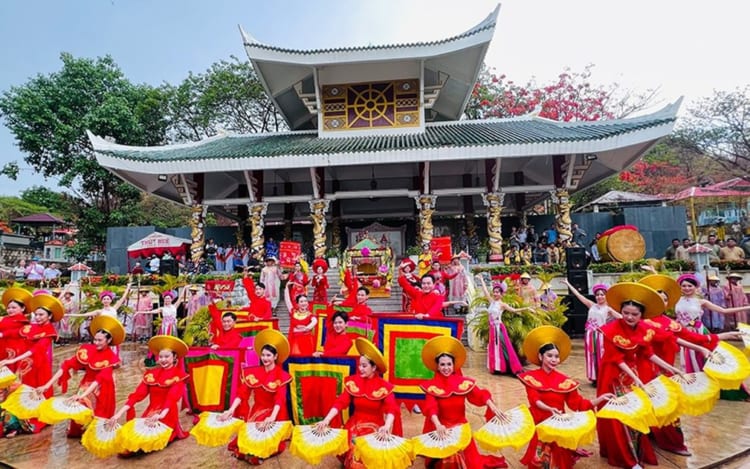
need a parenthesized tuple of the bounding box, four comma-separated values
(405, 245, 422, 256)
(0, 196, 55, 223)
(131, 194, 195, 229)
(163, 56, 285, 142)
(20, 186, 75, 219)
(182, 305, 212, 346)
(570, 175, 629, 207)
(1, 162, 19, 180)
(472, 264, 567, 275)
(467, 284, 567, 360)
(0, 53, 170, 250)
(588, 259, 693, 273)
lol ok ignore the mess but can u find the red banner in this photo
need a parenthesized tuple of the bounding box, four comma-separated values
(279, 241, 302, 269)
(430, 236, 452, 264)
(204, 280, 235, 297)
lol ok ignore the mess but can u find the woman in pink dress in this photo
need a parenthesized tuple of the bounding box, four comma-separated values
(476, 275, 529, 375)
(135, 290, 184, 337)
(260, 257, 282, 309)
(133, 288, 154, 342)
(446, 256, 467, 303)
(674, 273, 750, 372)
(562, 280, 620, 384)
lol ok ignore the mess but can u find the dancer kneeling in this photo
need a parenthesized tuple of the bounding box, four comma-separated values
(419, 335, 509, 468)
(37, 316, 123, 437)
(108, 335, 190, 455)
(221, 329, 291, 464)
(315, 338, 403, 467)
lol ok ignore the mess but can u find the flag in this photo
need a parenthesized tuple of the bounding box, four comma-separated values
(374, 314, 464, 403)
(284, 356, 358, 426)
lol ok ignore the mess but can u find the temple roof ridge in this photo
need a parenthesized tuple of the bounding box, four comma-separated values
(239, 4, 500, 57)
(86, 130, 227, 152)
(535, 97, 683, 128)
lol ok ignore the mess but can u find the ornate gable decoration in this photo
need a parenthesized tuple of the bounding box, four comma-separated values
(322, 79, 420, 132)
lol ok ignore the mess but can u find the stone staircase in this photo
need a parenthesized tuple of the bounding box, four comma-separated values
(272, 268, 467, 342)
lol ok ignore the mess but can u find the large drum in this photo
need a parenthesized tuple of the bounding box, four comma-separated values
(597, 225, 645, 262)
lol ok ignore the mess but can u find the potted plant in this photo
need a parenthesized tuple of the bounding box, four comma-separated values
(325, 247, 339, 269)
(405, 244, 422, 264)
(474, 240, 490, 264)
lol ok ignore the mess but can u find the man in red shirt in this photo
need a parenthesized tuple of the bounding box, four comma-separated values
(210, 311, 243, 349)
(398, 270, 445, 319)
(335, 286, 372, 321)
(242, 270, 273, 320)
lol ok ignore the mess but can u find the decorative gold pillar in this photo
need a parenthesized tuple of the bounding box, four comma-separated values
(309, 199, 331, 259)
(247, 202, 268, 259)
(482, 192, 505, 260)
(551, 188, 573, 241)
(189, 204, 207, 264)
(414, 194, 437, 249)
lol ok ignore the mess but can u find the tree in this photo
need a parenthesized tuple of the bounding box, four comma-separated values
(0, 53, 170, 250)
(133, 194, 194, 229)
(676, 86, 750, 176)
(163, 56, 285, 142)
(20, 186, 74, 219)
(0, 196, 51, 223)
(465, 64, 658, 122)
(616, 138, 733, 195)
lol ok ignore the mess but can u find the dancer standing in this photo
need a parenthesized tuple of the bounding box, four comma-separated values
(674, 274, 750, 372)
(562, 280, 619, 384)
(475, 275, 527, 375)
(597, 283, 685, 469)
(135, 290, 184, 337)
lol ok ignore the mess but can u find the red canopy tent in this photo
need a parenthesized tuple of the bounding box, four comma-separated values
(127, 232, 191, 259)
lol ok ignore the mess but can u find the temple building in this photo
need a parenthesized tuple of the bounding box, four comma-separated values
(89, 5, 679, 262)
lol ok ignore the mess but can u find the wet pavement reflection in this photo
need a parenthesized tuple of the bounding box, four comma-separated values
(1, 340, 749, 468)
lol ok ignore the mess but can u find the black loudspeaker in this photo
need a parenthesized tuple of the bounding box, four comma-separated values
(159, 259, 178, 276)
(566, 247, 588, 270)
(567, 269, 589, 293)
(562, 293, 591, 337)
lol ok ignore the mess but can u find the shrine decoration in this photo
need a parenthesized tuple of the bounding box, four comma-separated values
(341, 238, 394, 298)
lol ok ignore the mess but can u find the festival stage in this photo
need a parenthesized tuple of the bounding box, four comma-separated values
(1, 340, 749, 468)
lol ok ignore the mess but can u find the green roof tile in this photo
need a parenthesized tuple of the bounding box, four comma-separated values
(93, 117, 676, 162)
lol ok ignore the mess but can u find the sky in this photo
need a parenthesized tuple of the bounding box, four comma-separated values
(0, 0, 747, 196)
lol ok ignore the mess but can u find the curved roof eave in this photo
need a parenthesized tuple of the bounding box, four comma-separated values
(92, 120, 677, 175)
(239, 4, 500, 66)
